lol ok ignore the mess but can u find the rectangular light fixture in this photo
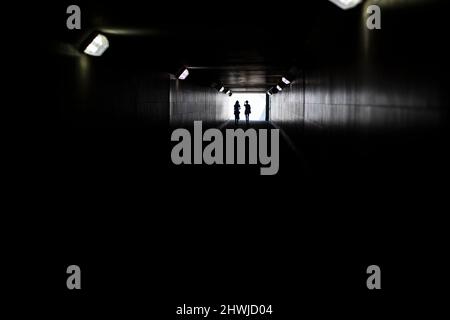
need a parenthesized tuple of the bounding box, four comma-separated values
(177, 68, 189, 80)
(267, 91, 272, 96)
(226, 90, 231, 94)
(281, 77, 291, 85)
(276, 85, 282, 91)
(328, 0, 363, 10)
(84, 34, 109, 56)
(219, 86, 225, 92)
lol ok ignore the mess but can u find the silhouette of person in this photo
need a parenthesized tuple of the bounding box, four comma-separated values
(234, 101, 241, 125)
(244, 100, 251, 125)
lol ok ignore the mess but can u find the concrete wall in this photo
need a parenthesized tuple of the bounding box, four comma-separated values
(270, 79, 304, 134)
(55, 52, 228, 129)
(57, 53, 170, 128)
(271, 66, 444, 133)
(170, 78, 229, 126)
(270, 1, 447, 135)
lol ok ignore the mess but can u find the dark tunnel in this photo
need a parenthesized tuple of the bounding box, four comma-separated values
(38, 1, 449, 181)
(8, 0, 450, 316)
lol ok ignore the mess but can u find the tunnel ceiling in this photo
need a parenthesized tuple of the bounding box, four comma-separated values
(55, 1, 342, 92)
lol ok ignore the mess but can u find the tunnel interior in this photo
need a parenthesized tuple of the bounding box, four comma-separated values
(32, 0, 450, 249)
(15, 0, 450, 312)
(39, 0, 449, 181)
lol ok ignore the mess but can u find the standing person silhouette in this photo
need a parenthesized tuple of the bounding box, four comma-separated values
(234, 101, 241, 126)
(244, 100, 251, 125)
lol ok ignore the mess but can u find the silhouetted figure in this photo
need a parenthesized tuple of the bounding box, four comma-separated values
(244, 100, 251, 125)
(234, 101, 241, 126)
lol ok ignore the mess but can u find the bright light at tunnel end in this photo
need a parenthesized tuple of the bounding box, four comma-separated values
(84, 34, 109, 56)
(328, 0, 363, 10)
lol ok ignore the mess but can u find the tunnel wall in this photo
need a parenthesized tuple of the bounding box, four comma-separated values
(57, 52, 170, 128)
(271, 66, 444, 133)
(302, 67, 443, 132)
(56, 51, 229, 128)
(270, 1, 447, 135)
(270, 80, 305, 135)
(169, 79, 229, 125)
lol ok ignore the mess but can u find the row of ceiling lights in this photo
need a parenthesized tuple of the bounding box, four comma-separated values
(81, 41, 232, 96)
(172, 65, 293, 98)
(267, 76, 293, 96)
(79, 0, 358, 98)
(217, 85, 233, 96)
(177, 68, 233, 96)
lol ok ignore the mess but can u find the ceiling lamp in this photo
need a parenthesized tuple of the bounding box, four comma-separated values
(176, 67, 190, 80)
(84, 34, 109, 56)
(281, 77, 291, 85)
(328, 0, 363, 10)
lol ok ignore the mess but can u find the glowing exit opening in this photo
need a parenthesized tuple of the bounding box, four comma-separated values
(228, 93, 267, 121)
